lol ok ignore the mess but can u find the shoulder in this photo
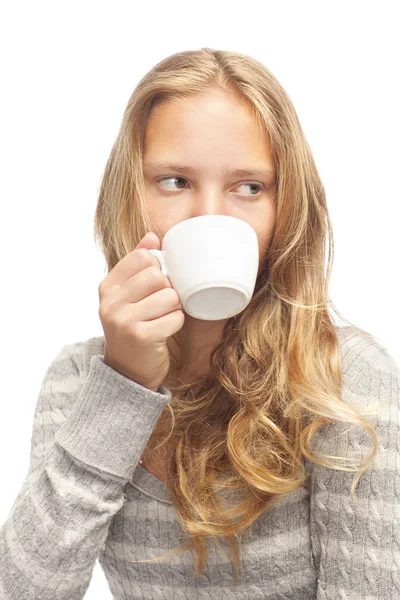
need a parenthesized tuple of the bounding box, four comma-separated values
(304, 326, 399, 467)
(336, 324, 394, 367)
(335, 325, 399, 396)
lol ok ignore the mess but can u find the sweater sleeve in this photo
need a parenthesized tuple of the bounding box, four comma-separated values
(308, 335, 400, 599)
(0, 341, 172, 599)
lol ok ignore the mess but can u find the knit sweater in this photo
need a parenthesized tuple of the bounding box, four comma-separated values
(0, 326, 399, 599)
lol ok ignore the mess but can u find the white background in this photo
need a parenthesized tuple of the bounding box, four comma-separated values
(0, 1, 399, 597)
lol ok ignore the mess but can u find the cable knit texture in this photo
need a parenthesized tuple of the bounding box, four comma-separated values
(0, 326, 399, 599)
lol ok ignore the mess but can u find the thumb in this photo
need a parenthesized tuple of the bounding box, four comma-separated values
(135, 231, 161, 250)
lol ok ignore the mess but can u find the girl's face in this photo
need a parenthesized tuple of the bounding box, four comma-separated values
(143, 87, 277, 270)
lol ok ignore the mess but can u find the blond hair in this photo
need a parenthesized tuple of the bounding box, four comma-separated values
(93, 47, 379, 584)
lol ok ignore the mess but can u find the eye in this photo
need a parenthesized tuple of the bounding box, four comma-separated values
(156, 176, 264, 197)
(234, 182, 264, 197)
(157, 176, 189, 191)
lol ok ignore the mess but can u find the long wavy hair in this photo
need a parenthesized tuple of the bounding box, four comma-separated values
(93, 47, 380, 583)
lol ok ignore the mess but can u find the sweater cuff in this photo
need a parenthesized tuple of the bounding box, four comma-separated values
(54, 354, 172, 481)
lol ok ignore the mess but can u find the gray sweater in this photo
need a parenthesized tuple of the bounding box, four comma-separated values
(0, 326, 399, 599)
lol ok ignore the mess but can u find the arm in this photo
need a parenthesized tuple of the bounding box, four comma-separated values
(0, 341, 172, 599)
(308, 334, 400, 599)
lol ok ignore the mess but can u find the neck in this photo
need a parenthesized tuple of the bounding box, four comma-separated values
(163, 315, 227, 387)
(180, 313, 227, 371)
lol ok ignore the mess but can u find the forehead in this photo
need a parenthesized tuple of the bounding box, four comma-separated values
(148, 88, 260, 133)
(144, 89, 273, 169)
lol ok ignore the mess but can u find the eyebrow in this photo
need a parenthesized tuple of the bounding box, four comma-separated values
(143, 161, 275, 179)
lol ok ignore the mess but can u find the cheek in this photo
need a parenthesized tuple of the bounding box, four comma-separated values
(146, 199, 169, 235)
(256, 222, 275, 254)
(259, 205, 276, 256)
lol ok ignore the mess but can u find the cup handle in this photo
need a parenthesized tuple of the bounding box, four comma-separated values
(148, 249, 168, 276)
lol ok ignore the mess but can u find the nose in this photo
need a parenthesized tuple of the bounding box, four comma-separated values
(189, 189, 227, 219)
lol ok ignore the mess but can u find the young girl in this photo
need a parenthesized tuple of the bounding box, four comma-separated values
(1, 48, 399, 600)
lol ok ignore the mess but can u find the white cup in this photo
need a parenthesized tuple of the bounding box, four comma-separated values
(148, 215, 259, 320)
